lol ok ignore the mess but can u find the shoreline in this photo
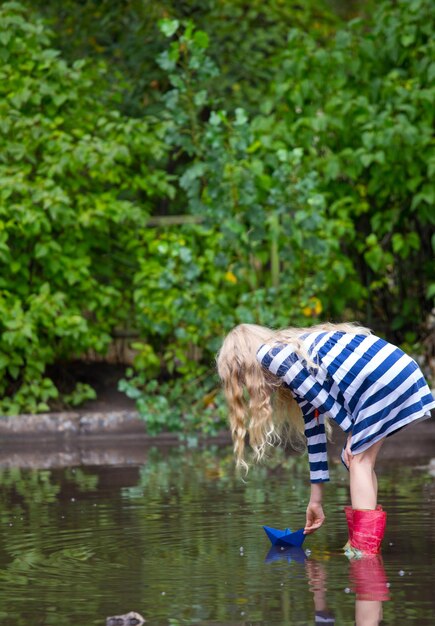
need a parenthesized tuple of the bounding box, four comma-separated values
(0, 409, 161, 441)
(0, 410, 433, 470)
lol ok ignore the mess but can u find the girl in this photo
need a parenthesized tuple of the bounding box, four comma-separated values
(217, 322, 434, 556)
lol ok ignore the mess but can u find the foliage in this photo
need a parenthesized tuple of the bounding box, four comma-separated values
(27, 0, 350, 116)
(122, 2, 433, 431)
(0, 2, 171, 414)
(263, 0, 435, 332)
(119, 369, 227, 437)
(152, 1, 434, 335)
(1, 0, 434, 424)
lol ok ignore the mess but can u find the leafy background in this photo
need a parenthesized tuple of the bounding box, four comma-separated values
(0, 0, 434, 429)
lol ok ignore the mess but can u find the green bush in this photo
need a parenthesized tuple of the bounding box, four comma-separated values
(0, 2, 172, 414)
(120, 3, 434, 432)
(1, 0, 433, 425)
(149, 3, 434, 334)
(264, 0, 435, 331)
(27, 0, 345, 116)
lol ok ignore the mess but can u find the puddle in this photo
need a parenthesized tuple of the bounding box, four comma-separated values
(0, 447, 433, 625)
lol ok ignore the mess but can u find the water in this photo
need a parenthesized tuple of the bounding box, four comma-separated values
(0, 446, 433, 625)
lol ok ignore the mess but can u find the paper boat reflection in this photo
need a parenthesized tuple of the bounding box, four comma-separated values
(263, 525, 306, 548)
(264, 545, 307, 564)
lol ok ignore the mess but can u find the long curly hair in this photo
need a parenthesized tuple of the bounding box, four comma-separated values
(216, 321, 371, 471)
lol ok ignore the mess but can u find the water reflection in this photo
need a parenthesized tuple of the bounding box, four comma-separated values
(265, 545, 307, 564)
(305, 560, 336, 625)
(0, 447, 432, 624)
(265, 547, 390, 626)
(350, 555, 390, 626)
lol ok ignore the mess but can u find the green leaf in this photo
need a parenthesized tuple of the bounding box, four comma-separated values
(234, 108, 248, 126)
(401, 33, 415, 47)
(158, 19, 180, 38)
(392, 233, 403, 254)
(193, 30, 209, 49)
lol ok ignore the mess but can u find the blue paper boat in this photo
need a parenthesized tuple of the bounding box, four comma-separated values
(263, 525, 306, 548)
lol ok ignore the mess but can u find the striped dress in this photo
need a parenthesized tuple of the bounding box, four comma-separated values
(256, 331, 435, 483)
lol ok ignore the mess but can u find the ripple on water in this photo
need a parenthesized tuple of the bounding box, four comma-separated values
(0, 453, 433, 624)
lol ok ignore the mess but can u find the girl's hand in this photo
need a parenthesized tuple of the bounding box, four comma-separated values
(304, 502, 325, 534)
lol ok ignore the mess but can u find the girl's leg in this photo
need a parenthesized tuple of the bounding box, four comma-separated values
(347, 440, 387, 555)
(355, 600, 383, 626)
(371, 467, 378, 504)
(349, 439, 384, 510)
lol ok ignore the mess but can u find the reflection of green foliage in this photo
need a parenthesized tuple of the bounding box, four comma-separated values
(0, 465, 104, 625)
(0, 452, 432, 624)
(0, 466, 100, 513)
(64, 468, 99, 492)
(0, 468, 60, 505)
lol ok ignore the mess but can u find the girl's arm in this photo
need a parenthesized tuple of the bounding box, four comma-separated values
(309, 482, 324, 505)
(303, 408, 330, 483)
(304, 483, 325, 534)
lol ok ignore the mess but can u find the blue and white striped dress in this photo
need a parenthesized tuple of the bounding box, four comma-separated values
(256, 331, 435, 483)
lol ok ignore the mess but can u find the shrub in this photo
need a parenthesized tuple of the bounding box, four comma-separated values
(0, 2, 172, 413)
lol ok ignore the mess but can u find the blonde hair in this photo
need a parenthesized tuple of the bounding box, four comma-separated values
(216, 321, 371, 471)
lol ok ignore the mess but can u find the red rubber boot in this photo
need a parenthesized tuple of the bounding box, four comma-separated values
(351, 507, 387, 555)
